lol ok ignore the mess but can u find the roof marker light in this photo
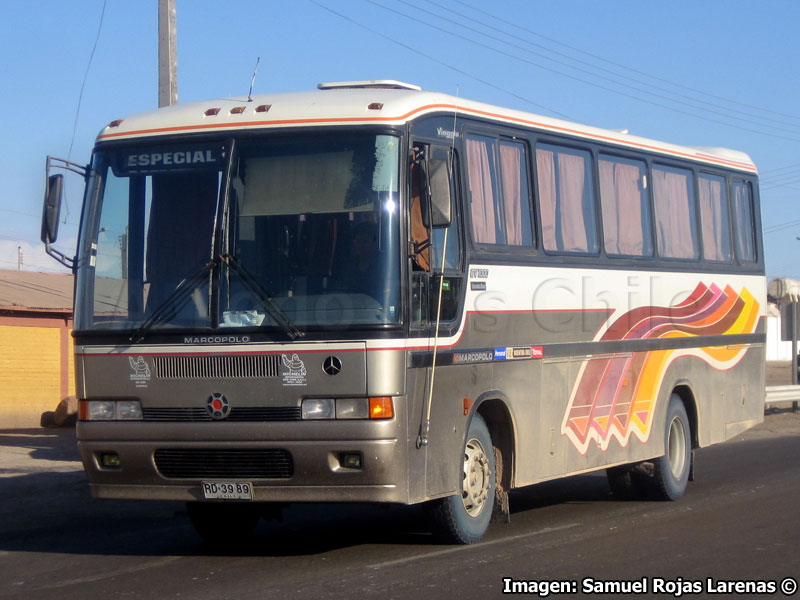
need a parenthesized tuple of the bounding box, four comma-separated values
(368, 103, 384, 111)
(255, 104, 271, 113)
(108, 119, 123, 128)
(230, 106, 246, 115)
(204, 108, 221, 116)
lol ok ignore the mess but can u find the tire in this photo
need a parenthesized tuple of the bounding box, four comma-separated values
(430, 413, 495, 544)
(651, 393, 692, 500)
(186, 502, 260, 546)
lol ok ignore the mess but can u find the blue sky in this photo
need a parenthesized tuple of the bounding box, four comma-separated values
(2, 0, 799, 279)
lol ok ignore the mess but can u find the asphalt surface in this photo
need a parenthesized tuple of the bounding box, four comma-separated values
(0, 409, 799, 600)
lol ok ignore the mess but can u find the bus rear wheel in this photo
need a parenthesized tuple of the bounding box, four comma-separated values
(651, 393, 692, 500)
(430, 413, 495, 544)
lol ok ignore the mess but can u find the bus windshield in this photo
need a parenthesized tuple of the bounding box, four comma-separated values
(74, 133, 402, 334)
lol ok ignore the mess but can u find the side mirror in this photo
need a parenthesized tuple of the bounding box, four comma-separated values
(427, 158, 452, 227)
(41, 174, 63, 244)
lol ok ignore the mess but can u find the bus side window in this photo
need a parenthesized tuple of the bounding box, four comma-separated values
(465, 135, 534, 248)
(652, 164, 698, 260)
(410, 157, 432, 272)
(410, 144, 462, 326)
(598, 154, 652, 257)
(698, 173, 732, 262)
(732, 180, 756, 263)
(535, 143, 598, 254)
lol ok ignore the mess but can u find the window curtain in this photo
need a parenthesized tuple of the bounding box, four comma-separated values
(409, 163, 430, 271)
(732, 181, 755, 262)
(467, 138, 497, 244)
(499, 142, 523, 245)
(558, 153, 589, 252)
(536, 147, 591, 252)
(535, 148, 557, 250)
(652, 167, 697, 259)
(599, 159, 647, 256)
(698, 175, 731, 261)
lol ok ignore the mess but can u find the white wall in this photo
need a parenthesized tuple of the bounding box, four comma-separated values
(766, 314, 794, 361)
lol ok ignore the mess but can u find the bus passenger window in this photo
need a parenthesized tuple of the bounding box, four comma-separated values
(535, 144, 598, 254)
(732, 180, 756, 263)
(698, 173, 732, 262)
(652, 165, 698, 260)
(598, 155, 652, 257)
(465, 135, 533, 247)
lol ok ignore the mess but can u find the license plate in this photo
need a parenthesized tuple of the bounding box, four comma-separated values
(201, 481, 253, 500)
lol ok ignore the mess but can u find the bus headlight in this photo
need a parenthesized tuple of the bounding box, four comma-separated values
(302, 398, 335, 420)
(86, 400, 116, 421)
(116, 400, 143, 420)
(80, 400, 143, 421)
(335, 398, 369, 419)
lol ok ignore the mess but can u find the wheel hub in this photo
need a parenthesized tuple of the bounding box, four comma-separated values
(461, 437, 491, 517)
(667, 415, 687, 478)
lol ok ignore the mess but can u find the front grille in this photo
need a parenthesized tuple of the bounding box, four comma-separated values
(152, 354, 281, 379)
(154, 448, 293, 479)
(142, 407, 302, 422)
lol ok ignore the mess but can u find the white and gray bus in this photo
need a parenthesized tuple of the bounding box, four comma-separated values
(42, 80, 765, 544)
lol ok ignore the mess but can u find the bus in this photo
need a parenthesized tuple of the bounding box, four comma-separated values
(41, 80, 765, 545)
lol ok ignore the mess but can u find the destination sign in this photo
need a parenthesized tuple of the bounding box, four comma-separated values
(114, 144, 225, 175)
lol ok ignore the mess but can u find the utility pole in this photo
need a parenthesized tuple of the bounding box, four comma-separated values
(17, 246, 22, 271)
(158, 0, 177, 107)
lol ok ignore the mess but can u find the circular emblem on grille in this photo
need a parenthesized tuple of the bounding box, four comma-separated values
(322, 356, 342, 376)
(207, 393, 230, 420)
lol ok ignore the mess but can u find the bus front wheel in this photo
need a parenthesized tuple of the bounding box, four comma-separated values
(430, 413, 495, 544)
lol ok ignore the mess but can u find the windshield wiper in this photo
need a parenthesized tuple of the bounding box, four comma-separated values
(220, 253, 303, 340)
(130, 259, 217, 343)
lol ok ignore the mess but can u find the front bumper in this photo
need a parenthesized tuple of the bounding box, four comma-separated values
(77, 419, 408, 504)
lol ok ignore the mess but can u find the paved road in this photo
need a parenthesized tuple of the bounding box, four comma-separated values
(1, 411, 799, 600)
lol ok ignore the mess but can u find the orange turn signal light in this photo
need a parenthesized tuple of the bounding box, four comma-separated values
(78, 399, 88, 421)
(369, 397, 393, 419)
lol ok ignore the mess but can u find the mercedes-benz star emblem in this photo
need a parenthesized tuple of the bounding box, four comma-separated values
(322, 356, 342, 376)
(207, 393, 230, 420)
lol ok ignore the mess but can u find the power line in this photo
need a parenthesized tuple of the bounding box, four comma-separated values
(65, 0, 107, 224)
(763, 218, 800, 234)
(365, 0, 800, 142)
(68, 0, 107, 162)
(0, 207, 80, 227)
(409, 0, 800, 135)
(455, 0, 800, 126)
(761, 171, 800, 185)
(307, 0, 572, 119)
(759, 162, 800, 176)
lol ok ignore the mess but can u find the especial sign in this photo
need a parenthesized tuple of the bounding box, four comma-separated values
(114, 144, 225, 175)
